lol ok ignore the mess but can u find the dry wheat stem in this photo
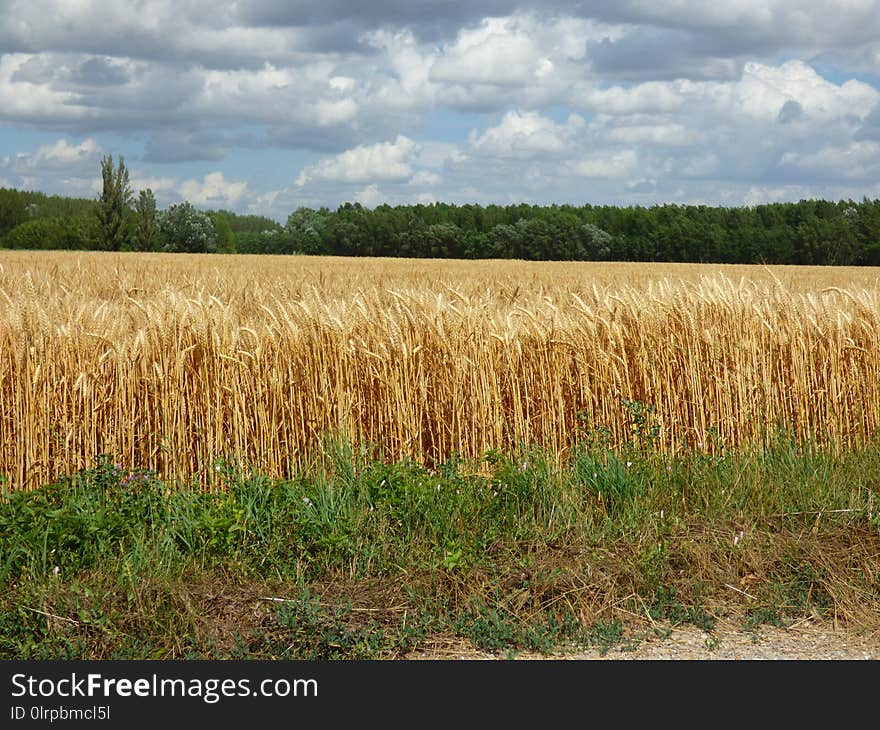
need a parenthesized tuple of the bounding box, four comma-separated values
(1, 251, 879, 490)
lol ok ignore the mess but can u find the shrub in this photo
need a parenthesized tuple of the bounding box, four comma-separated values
(3, 217, 97, 250)
(158, 201, 217, 253)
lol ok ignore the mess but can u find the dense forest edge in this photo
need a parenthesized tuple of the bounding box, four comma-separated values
(2, 178, 880, 265)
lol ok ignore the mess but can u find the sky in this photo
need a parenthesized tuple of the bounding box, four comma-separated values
(0, 1, 879, 222)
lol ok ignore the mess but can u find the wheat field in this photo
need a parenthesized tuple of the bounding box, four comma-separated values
(1, 250, 879, 490)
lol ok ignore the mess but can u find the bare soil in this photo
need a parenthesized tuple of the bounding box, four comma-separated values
(407, 620, 880, 660)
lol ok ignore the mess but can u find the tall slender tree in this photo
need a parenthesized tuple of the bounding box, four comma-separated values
(96, 154, 133, 251)
(134, 188, 158, 251)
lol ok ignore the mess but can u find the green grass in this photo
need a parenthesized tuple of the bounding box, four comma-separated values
(1, 430, 879, 659)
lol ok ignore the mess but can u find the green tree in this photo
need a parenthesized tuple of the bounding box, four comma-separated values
(210, 212, 236, 253)
(286, 207, 330, 254)
(488, 223, 522, 258)
(4, 217, 95, 250)
(405, 221, 463, 258)
(158, 201, 217, 253)
(96, 154, 133, 251)
(579, 223, 614, 260)
(133, 188, 159, 251)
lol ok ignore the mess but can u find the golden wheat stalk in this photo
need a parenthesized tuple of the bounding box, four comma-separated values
(1, 250, 879, 490)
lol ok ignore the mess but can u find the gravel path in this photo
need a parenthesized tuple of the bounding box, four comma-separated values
(412, 621, 880, 660)
(560, 624, 880, 660)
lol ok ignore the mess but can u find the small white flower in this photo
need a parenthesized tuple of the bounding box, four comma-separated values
(302, 496, 312, 506)
(52, 566, 60, 577)
(626, 461, 633, 468)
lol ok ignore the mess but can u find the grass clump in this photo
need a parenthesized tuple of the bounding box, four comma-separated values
(2, 431, 879, 658)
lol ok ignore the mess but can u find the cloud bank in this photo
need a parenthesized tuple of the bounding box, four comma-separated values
(0, 0, 878, 219)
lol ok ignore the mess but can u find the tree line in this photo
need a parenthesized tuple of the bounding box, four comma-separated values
(0, 156, 276, 255)
(1, 156, 879, 265)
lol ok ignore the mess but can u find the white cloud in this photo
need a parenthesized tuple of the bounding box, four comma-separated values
(569, 149, 638, 178)
(130, 175, 178, 194)
(678, 152, 720, 177)
(313, 97, 359, 126)
(608, 123, 691, 146)
(578, 60, 879, 122)
(199, 63, 360, 128)
(576, 81, 685, 115)
(0, 54, 85, 122)
(408, 170, 441, 186)
(3, 137, 102, 174)
(468, 111, 585, 158)
(172, 24, 295, 63)
(780, 140, 880, 179)
(329, 76, 356, 93)
(416, 142, 466, 169)
(354, 183, 385, 207)
(178, 171, 248, 206)
(366, 30, 437, 102)
(742, 184, 813, 206)
(713, 60, 879, 121)
(0, 5, 879, 211)
(616, 0, 880, 48)
(252, 188, 281, 206)
(430, 17, 549, 87)
(0, 135, 103, 196)
(33, 137, 99, 165)
(296, 135, 419, 186)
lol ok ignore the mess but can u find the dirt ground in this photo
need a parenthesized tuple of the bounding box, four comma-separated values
(408, 619, 880, 660)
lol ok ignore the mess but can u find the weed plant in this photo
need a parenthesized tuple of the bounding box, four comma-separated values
(1, 429, 879, 658)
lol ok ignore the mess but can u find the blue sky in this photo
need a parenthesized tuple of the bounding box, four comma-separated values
(1, 1, 879, 222)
